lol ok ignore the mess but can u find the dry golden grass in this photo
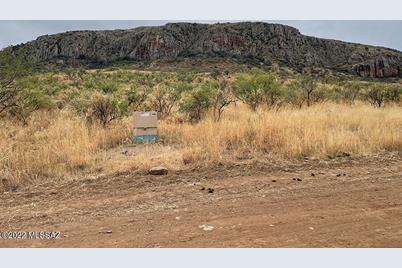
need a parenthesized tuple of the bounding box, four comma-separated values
(0, 111, 131, 186)
(1, 102, 402, 187)
(161, 102, 402, 162)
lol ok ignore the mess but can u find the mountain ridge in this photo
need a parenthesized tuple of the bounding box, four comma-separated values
(6, 22, 402, 78)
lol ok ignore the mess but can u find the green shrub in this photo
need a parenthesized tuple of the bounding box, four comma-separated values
(284, 75, 324, 108)
(284, 80, 305, 108)
(384, 85, 402, 103)
(69, 89, 92, 116)
(125, 85, 152, 111)
(180, 83, 213, 123)
(89, 92, 128, 127)
(365, 83, 387, 107)
(8, 84, 53, 124)
(233, 68, 282, 110)
(148, 83, 183, 119)
(364, 83, 401, 107)
(332, 81, 362, 104)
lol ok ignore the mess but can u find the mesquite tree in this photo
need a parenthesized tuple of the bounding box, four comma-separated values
(0, 50, 30, 115)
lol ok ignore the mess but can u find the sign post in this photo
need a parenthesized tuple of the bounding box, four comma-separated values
(133, 111, 158, 142)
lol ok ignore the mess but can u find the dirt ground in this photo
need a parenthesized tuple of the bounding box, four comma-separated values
(1, 153, 402, 247)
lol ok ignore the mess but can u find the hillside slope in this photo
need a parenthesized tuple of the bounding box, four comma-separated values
(8, 22, 402, 77)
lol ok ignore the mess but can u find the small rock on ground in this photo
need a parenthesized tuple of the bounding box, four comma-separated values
(335, 152, 351, 157)
(199, 224, 214, 231)
(99, 230, 113, 234)
(149, 166, 168, 175)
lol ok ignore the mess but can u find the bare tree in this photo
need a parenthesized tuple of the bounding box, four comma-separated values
(211, 79, 236, 121)
(300, 75, 318, 107)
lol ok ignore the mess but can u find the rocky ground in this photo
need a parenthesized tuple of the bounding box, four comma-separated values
(0, 153, 401, 247)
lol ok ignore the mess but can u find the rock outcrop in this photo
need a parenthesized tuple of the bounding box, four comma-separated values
(7, 22, 402, 78)
(354, 56, 401, 77)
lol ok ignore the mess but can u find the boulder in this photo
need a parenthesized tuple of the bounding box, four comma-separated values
(149, 166, 168, 175)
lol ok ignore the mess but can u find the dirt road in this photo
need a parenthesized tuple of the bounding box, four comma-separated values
(1, 154, 402, 247)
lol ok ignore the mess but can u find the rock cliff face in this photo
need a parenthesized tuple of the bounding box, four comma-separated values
(8, 22, 402, 77)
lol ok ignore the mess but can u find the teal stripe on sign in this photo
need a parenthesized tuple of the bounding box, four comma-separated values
(134, 135, 158, 142)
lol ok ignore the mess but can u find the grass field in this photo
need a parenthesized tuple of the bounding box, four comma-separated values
(1, 101, 401, 188)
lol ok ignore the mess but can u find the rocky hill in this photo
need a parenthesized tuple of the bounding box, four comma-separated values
(7, 22, 402, 77)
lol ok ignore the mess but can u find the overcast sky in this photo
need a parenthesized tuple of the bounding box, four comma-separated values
(0, 20, 401, 51)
